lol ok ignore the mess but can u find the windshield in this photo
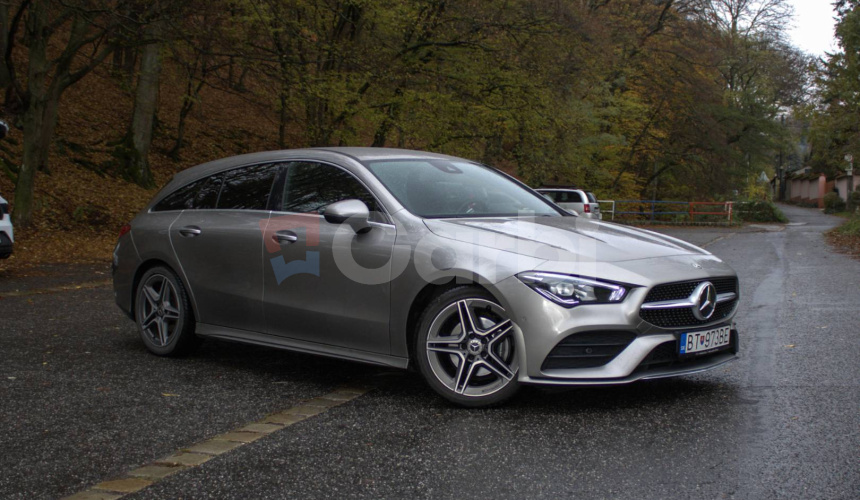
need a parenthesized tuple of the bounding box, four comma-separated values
(366, 160, 562, 218)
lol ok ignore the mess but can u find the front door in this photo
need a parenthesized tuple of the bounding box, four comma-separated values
(263, 161, 396, 354)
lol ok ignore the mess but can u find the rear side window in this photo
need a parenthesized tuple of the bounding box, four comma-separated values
(216, 163, 279, 210)
(556, 191, 575, 203)
(153, 163, 278, 212)
(195, 175, 222, 209)
(153, 178, 208, 212)
(586, 192, 597, 203)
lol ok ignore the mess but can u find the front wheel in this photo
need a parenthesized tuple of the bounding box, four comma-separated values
(415, 287, 520, 407)
(135, 266, 201, 357)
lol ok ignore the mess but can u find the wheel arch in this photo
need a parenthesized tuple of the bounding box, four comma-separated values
(404, 276, 510, 370)
(131, 259, 198, 322)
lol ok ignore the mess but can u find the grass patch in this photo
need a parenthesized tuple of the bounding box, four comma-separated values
(826, 213, 860, 259)
(734, 201, 789, 223)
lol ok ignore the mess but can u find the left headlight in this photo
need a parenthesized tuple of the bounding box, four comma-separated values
(517, 272, 628, 308)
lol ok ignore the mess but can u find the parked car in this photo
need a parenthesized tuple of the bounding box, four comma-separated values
(0, 193, 13, 259)
(537, 187, 602, 219)
(112, 148, 740, 407)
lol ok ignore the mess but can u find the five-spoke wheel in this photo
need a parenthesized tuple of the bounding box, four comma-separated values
(416, 287, 519, 406)
(139, 274, 181, 347)
(135, 266, 200, 356)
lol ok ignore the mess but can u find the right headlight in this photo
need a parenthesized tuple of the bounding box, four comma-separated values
(517, 272, 629, 308)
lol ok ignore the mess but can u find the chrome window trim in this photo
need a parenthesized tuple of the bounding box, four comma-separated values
(148, 157, 393, 224)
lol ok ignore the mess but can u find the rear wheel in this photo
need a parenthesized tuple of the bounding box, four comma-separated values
(415, 287, 520, 407)
(135, 266, 201, 357)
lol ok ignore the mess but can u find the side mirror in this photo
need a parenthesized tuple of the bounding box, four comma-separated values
(323, 199, 370, 233)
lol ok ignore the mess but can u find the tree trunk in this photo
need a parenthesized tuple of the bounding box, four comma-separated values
(121, 35, 162, 188)
(11, 1, 115, 226)
(278, 92, 287, 148)
(0, 6, 10, 89)
(169, 101, 191, 159)
(12, 0, 49, 227)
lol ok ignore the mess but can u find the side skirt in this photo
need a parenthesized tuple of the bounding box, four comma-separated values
(196, 323, 409, 370)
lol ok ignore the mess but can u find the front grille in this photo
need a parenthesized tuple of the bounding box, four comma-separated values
(643, 277, 737, 303)
(639, 277, 738, 329)
(542, 331, 636, 371)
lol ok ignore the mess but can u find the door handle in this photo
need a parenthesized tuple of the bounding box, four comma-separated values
(273, 230, 298, 244)
(179, 226, 202, 238)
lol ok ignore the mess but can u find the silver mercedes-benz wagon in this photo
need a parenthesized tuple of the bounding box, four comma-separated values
(112, 148, 740, 406)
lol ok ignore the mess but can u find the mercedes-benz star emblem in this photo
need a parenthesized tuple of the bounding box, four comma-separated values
(691, 281, 717, 321)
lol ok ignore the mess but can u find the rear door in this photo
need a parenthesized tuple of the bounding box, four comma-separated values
(170, 163, 280, 333)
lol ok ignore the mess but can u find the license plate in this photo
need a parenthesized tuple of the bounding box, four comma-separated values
(680, 326, 731, 355)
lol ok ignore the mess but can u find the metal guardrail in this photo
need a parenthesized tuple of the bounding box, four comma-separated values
(596, 200, 734, 222)
(597, 200, 615, 220)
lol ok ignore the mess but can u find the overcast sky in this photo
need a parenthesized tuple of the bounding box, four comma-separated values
(786, 0, 839, 56)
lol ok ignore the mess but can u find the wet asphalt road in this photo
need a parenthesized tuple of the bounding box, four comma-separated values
(0, 204, 857, 499)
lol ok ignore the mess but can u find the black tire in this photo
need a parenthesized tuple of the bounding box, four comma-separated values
(414, 286, 520, 407)
(134, 266, 201, 357)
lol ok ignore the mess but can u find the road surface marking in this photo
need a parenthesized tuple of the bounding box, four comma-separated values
(0, 280, 111, 298)
(62, 385, 371, 500)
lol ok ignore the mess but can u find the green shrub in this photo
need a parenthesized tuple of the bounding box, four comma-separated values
(735, 201, 788, 223)
(849, 189, 860, 211)
(834, 212, 860, 236)
(824, 192, 847, 214)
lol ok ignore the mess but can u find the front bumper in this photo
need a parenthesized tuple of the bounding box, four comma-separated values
(0, 231, 12, 259)
(521, 331, 738, 386)
(495, 275, 739, 386)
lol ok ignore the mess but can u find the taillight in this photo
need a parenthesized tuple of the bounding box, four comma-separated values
(118, 224, 131, 239)
(583, 204, 591, 213)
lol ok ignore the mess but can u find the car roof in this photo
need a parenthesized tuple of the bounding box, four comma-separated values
(151, 147, 474, 209)
(174, 148, 465, 182)
(537, 187, 585, 192)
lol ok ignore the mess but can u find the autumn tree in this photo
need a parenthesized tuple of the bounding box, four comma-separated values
(808, 0, 860, 177)
(2, 0, 139, 226)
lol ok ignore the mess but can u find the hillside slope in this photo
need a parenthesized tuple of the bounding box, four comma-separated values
(0, 62, 282, 273)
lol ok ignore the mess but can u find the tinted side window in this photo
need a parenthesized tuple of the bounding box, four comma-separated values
(217, 163, 279, 210)
(282, 162, 381, 217)
(195, 175, 222, 209)
(153, 178, 206, 212)
(540, 191, 556, 202)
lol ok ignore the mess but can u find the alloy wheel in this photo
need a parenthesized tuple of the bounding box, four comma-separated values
(138, 274, 182, 347)
(425, 298, 518, 398)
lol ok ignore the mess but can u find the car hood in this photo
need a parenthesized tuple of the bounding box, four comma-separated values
(423, 216, 709, 264)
